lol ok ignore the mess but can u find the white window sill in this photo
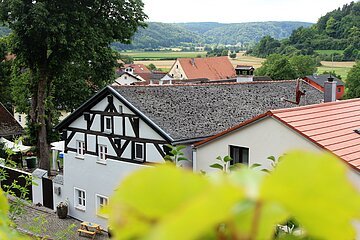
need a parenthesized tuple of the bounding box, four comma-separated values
(75, 206, 86, 212)
(96, 160, 107, 165)
(96, 213, 109, 219)
(75, 155, 84, 160)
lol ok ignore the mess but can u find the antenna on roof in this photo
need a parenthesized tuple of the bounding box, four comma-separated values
(283, 78, 306, 105)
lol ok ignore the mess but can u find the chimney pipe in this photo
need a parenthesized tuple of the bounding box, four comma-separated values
(324, 75, 336, 102)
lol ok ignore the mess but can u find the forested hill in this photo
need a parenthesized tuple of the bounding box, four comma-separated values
(250, 1, 360, 60)
(112, 21, 312, 50)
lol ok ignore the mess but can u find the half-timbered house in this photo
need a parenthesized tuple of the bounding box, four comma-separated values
(55, 80, 324, 226)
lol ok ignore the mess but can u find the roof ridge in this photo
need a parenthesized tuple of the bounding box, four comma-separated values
(271, 98, 360, 114)
(112, 80, 298, 88)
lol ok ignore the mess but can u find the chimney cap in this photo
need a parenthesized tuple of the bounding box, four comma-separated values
(328, 74, 334, 82)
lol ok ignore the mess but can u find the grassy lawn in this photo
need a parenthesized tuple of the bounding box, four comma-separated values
(318, 61, 355, 80)
(315, 49, 344, 55)
(123, 51, 207, 60)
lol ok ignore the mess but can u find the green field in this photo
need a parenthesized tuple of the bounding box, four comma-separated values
(317, 66, 352, 81)
(122, 51, 207, 60)
(315, 50, 344, 55)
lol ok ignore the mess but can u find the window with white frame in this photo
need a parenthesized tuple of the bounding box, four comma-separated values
(104, 116, 112, 132)
(76, 140, 85, 156)
(98, 145, 107, 161)
(74, 188, 86, 210)
(135, 142, 144, 160)
(96, 194, 109, 217)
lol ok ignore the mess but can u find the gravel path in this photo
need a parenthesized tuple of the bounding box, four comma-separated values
(13, 202, 110, 239)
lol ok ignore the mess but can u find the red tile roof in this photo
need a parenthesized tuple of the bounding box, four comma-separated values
(178, 56, 235, 80)
(124, 64, 152, 81)
(195, 98, 360, 171)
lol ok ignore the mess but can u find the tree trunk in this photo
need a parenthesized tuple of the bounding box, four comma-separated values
(36, 67, 50, 172)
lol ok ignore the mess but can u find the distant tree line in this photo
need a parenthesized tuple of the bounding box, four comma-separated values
(255, 54, 318, 80)
(249, 1, 360, 61)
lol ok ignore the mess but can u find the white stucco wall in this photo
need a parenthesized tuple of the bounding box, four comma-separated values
(194, 117, 322, 173)
(61, 152, 149, 227)
(15, 110, 70, 128)
(61, 92, 169, 226)
(168, 60, 187, 80)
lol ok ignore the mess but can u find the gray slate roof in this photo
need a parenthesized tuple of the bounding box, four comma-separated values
(305, 74, 344, 87)
(112, 80, 324, 142)
(0, 102, 24, 137)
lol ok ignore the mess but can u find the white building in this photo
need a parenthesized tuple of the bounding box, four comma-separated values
(113, 72, 146, 86)
(193, 98, 360, 191)
(54, 80, 323, 226)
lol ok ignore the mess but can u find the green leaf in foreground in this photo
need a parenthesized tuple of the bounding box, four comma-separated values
(108, 164, 245, 240)
(261, 151, 360, 240)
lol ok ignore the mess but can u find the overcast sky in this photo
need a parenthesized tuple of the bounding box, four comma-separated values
(142, 0, 353, 23)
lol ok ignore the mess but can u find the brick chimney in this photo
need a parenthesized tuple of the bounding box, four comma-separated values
(324, 75, 336, 102)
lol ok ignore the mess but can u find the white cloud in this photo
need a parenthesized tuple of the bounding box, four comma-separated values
(142, 0, 352, 23)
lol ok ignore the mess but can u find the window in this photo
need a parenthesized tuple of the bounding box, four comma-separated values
(337, 87, 341, 93)
(124, 76, 128, 80)
(98, 145, 107, 161)
(104, 116, 112, 132)
(76, 141, 85, 157)
(96, 194, 109, 217)
(176, 64, 178, 69)
(18, 115, 22, 123)
(229, 146, 249, 165)
(74, 188, 86, 210)
(135, 143, 144, 160)
(118, 105, 123, 114)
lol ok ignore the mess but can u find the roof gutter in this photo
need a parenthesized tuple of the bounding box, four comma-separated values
(171, 136, 211, 145)
(108, 86, 174, 143)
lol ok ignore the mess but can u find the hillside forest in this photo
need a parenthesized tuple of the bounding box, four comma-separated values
(249, 1, 360, 61)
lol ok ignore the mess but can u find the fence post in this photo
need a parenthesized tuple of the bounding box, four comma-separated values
(31, 169, 47, 206)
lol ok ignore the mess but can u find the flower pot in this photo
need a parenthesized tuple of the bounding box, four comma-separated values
(56, 204, 68, 219)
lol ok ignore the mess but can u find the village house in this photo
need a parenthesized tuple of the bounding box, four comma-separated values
(192, 80, 360, 192)
(303, 74, 345, 99)
(0, 102, 24, 140)
(168, 56, 236, 80)
(54, 80, 324, 226)
(113, 71, 146, 85)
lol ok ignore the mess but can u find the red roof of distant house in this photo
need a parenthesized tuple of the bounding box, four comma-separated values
(195, 98, 360, 171)
(124, 64, 152, 81)
(178, 56, 235, 80)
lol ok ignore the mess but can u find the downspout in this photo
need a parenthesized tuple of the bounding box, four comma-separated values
(192, 146, 197, 173)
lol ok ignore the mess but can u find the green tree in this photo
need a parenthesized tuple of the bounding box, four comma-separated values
(0, 37, 13, 110)
(256, 54, 297, 80)
(289, 55, 317, 77)
(147, 63, 157, 71)
(0, 1, 147, 171)
(252, 36, 281, 58)
(345, 61, 360, 99)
